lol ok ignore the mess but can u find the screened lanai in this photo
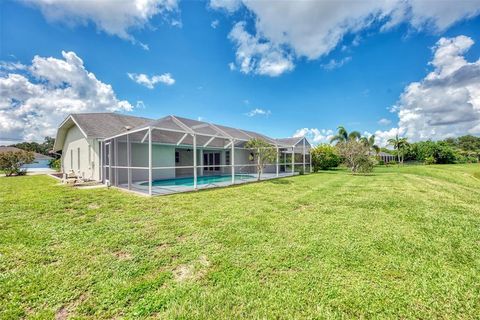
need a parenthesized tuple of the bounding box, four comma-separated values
(102, 115, 311, 195)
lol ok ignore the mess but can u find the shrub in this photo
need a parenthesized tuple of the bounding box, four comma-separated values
(424, 156, 436, 165)
(311, 144, 341, 171)
(0, 150, 34, 176)
(378, 160, 385, 165)
(335, 140, 374, 173)
(49, 158, 61, 170)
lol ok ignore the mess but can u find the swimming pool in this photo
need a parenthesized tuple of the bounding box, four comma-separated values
(141, 174, 256, 187)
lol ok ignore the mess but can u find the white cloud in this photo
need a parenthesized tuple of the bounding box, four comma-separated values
(321, 56, 352, 70)
(0, 61, 27, 72)
(245, 108, 271, 117)
(21, 0, 178, 45)
(228, 22, 294, 77)
(376, 35, 480, 145)
(127, 72, 175, 89)
(0, 51, 133, 142)
(378, 118, 392, 126)
(209, 0, 241, 12)
(211, 19, 220, 29)
(293, 128, 334, 145)
(374, 127, 405, 147)
(213, 0, 480, 76)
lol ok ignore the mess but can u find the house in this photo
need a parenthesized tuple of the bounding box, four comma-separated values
(0, 146, 54, 171)
(369, 151, 396, 163)
(54, 113, 311, 195)
(377, 151, 396, 163)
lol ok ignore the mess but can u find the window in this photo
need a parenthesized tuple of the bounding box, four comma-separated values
(203, 153, 208, 171)
(77, 147, 81, 171)
(214, 153, 220, 171)
(175, 151, 180, 163)
(225, 151, 230, 165)
(88, 145, 92, 168)
(70, 149, 73, 169)
(203, 152, 221, 171)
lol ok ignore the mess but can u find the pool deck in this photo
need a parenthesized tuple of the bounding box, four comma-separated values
(118, 172, 297, 195)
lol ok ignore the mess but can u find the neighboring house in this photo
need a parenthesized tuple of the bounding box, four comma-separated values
(0, 146, 54, 170)
(54, 113, 311, 195)
(369, 151, 396, 163)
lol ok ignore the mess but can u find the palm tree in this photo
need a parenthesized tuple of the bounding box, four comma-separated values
(387, 135, 408, 164)
(361, 135, 380, 156)
(330, 126, 361, 144)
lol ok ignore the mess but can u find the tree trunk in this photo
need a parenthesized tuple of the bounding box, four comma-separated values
(257, 155, 261, 181)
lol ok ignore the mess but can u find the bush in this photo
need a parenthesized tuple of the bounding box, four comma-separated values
(424, 156, 436, 165)
(378, 160, 385, 165)
(311, 144, 341, 171)
(336, 140, 374, 173)
(0, 150, 34, 176)
(49, 158, 61, 170)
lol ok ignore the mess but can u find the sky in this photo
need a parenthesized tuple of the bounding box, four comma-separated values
(1, 0, 480, 146)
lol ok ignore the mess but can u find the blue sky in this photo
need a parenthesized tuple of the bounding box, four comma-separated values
(1, 0, 480, 145)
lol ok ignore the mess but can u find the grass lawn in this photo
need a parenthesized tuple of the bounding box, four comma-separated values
(1, 164, 479, 319)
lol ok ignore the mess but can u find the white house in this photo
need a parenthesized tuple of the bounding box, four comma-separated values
(54, 113, 311, 195)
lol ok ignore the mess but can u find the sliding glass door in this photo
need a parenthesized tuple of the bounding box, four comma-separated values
(203, 152, 220, 173)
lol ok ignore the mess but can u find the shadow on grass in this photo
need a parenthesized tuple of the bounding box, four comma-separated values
(268, 179, 293, 185)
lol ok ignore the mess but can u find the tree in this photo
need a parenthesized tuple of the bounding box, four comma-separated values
(335, 140, 374, 173)
(330, 126, 361, 144)
(10, 136, 56, 156)
(245, 138, 278, 181)
(387, 135, 409, 164)
(360, 134, 380, 156)
(311, 144, 341, 171)
(0, 150, 34, 176)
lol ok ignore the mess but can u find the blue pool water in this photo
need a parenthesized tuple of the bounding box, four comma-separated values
(142, 174, 255, 187)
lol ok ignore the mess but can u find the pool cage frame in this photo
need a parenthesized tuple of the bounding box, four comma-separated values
(102, 116, 311, 195)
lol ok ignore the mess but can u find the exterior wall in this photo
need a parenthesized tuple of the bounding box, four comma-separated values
(113, 142, 176, 184)
(61, 125, 100, 180)
(175, 148, 195, 177)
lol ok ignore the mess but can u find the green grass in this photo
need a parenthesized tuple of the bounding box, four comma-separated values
(1, 164, 479, 319)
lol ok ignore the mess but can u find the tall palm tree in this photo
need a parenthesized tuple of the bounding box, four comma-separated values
(330, 126, 361, 144)
(361, 135, 380, 156)
(387, 135, 408, 163)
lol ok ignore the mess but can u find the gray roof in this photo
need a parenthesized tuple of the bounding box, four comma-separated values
(56, 113, 309, 150)
(275, 137, 303, 147)
(370, 151, 394, 156)
(115, 114, 300, 146)
(72, 113, 151, 139)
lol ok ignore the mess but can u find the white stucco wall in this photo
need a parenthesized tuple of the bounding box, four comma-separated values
(61, 125, 100, 180)
(112, 142, 177, 184)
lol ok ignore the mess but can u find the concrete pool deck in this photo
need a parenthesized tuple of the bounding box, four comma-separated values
(117, 172, 297, 196)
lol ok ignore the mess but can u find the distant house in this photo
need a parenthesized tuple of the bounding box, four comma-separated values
(0, 146, 54, 170)
(54, 113, 312, 195)
(370, 151, 395, 163)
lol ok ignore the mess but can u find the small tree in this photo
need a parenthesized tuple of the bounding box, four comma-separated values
(388, 135, 409, 164)
(311, 144, 341, 171)
(245, 138, 278, 181)
(335, 140, 374, 173)
(0, 150, 34, 176)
